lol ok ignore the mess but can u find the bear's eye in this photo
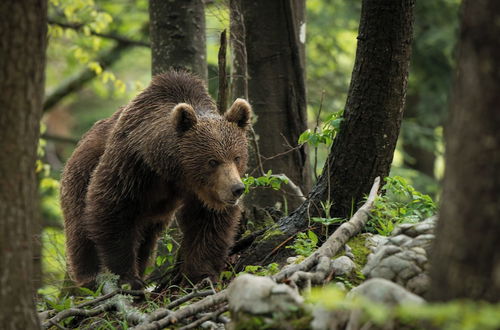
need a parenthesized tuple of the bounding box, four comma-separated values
(234, 156, 241, 163)
(208, 159, 219, 168)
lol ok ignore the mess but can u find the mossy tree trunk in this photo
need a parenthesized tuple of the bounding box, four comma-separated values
(237, 0, 415, 268)
(0, 0, 47, 328)
(149, 0, 207, 80)
(429, 0, 500, 302)
(239, 0, 311, 212)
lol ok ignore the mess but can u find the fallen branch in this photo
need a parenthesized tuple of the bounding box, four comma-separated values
(41, 287, 145, 329)
(274, 176, 381, 282)
(100, 275, 148, 324)
(133, 291, 228, 330)
(178, 305, 229, 330)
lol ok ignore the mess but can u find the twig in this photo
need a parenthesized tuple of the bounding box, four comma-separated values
(179, 305, 229, 330)
(40, 288, 145, 329)
(166, 290, 214, 310)
(273, 173, 306, 201)
(250, 126, 266, 176)
(42, 301, 116, 329)
(217, 29, 228, 113)
(145, 289, 214, 323)
(48, 19, 150, 47)
(260, 144, 304, 161)
(101, 278, 148, 325)
(132, 291, 228, 330)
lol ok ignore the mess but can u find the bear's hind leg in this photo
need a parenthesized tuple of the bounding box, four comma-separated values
(66, 232, 100, 288)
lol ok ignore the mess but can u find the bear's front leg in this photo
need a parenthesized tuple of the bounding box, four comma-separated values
(176, 198, 240, 284)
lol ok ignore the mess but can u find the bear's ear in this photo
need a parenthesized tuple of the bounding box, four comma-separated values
(225, 98, 252, 129)
(173, 103, 197, 133)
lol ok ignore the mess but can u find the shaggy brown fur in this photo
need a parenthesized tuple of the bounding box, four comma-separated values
(60, 71, 251, 289)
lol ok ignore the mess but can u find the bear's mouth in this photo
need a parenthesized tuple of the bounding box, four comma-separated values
(223, 198, 240, 206)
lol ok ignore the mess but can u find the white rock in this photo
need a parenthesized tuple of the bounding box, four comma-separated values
(227, 274, 303, 315)
(347, 278, 425, 305)
(332, 256, 356, 276)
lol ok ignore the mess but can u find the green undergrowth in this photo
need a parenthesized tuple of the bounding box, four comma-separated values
(308, 285, 500, 330)
(368, 176, 437, 236)
(232, 308, 312, 330)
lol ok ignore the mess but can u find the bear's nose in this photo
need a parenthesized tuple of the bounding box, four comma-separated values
(231, 183, 245, 198)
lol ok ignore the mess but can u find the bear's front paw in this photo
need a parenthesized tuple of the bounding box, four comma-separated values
(119, 274, 146, 290)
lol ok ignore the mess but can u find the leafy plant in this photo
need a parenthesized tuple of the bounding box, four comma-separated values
(367, 176, 437, 235)
(286, 231, 319, 257)
(298, 110, 344, 147)
(241, 263, 280, 276)
(310, 200, 346, 238)
(242, 170, 289, 194)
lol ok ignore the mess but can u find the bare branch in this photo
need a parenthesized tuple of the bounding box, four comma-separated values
(43, 42, 131, 113)
(48, 19, 150, 47)
(133, 291, 228, 330)
(178, 305, 229, 330)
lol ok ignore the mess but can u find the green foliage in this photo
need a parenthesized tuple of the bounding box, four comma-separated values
(367, 176, 437, 235)
(242, 170, 289, 194)
(286, 231, 318, 257)
(298, 110, 344, 147)
(241, 263, 280, 277)
(310, 200, 346, 238)
(308, 285, 500, 330)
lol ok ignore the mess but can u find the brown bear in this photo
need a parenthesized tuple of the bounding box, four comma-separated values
(60, 71, 251, 289)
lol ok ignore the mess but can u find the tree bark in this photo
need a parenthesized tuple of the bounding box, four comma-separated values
(0, 0, 47, 328)
(240, 0, 311, 211)
(429, 0, 500, 303)
(149, 0, 207, 79)
(237, 0, 415, 268)
(229, 0, 248, 101)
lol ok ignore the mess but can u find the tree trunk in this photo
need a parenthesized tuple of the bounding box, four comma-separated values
(149, 0, 207, 79)
(240, 0, 311, 211)
(229, 0, 248, 101)
(0, 0, 47, 328)
(237, 0, 415, 268)
(429, 0, 500, 303)
(402, 95, 436, 179)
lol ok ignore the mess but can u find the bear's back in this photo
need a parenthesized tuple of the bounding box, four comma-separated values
(130, 71, 217, 118)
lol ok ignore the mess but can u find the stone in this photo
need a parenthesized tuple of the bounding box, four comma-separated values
(388, 234, 412, 246)
(347, 278, 425, 305)
(227, 274, 303, 315)
(332, 256, 356, 276)
(362, 217, 437, 296)
(406, 273, 430, 296)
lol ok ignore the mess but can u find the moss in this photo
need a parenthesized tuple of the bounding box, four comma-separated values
(332, 234, 372, 287)
(347, 234, 371, 268)
(232, 309, 312, 330)
(257, 227, 284, 243)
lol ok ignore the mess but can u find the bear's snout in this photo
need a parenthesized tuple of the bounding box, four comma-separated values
(231, 183, 245, 198)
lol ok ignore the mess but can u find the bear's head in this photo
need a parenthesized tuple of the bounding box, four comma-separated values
(173, 99, 252, 211)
